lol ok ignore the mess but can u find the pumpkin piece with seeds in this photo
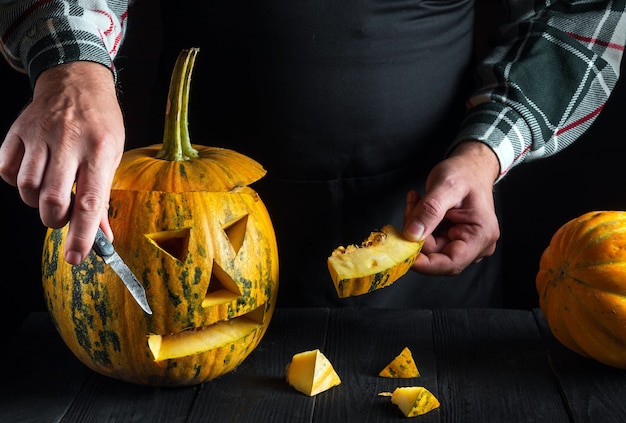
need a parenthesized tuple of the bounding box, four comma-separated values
(328, 224, 423, 297)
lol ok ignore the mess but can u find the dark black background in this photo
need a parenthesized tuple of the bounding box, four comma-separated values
(2, 1, 625, 332)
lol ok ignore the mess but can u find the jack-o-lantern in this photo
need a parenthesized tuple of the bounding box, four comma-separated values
(41, 48, 279, 387)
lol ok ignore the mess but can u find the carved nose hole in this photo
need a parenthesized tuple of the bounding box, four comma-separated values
(202, 261, 242, 307)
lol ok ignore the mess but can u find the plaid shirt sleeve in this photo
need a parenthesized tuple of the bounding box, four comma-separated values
(454, 0, 626, 181)
(2, 1, 624, 178)
(0, 0, 128, 87)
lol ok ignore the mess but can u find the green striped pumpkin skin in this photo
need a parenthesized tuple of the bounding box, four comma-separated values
(42, 188, 278, 387)
(335, 253, 419, 297)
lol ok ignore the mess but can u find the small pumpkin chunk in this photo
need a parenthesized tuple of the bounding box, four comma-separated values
(379, 347, 420, 378)
(328, 225, 423, 298)
(286, 349, 341, 396)
(379, 386, 440, 417)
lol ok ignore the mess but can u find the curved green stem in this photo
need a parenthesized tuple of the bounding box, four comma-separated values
(156, 48, 200, 161)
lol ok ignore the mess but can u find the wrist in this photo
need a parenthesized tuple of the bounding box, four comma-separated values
(34, 62, 116, 95)
(449, 140, 500, 184)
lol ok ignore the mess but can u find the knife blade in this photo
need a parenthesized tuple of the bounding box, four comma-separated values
(92, 227, 153, 314)
(69, 192, 152, 314)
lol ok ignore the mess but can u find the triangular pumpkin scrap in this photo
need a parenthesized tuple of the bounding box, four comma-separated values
(286, 349, 341, 396)
(378, 346, 420, 378)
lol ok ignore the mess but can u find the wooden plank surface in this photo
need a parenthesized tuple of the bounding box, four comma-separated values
(186, 308, 330, 422)
(60, 373, 199, 422)
(432, 308, 569, 422)
(534, 309, 626, 423)
(315, 307, 438, 422)
(3, 308, 626, 422)
(0, 313, 92, 423)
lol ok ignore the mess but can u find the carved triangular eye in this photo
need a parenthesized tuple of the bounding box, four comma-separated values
(223, 215, 248, 254)
(202, 261, 242, 307)
(145, 228, 190, 262)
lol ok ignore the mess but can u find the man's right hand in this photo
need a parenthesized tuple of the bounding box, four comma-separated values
(0, 61, 125, 265)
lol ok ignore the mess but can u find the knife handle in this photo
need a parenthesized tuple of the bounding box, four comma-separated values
(93, 227, 115, 258)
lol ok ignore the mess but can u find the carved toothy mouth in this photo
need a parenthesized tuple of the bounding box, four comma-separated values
(147, 305, 265, 361)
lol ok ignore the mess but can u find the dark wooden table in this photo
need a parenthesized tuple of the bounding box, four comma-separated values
(2, 307, 625, 422)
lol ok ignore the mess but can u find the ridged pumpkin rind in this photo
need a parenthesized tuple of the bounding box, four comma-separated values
(536, 210, 626, 369)
(42, 188, 278, 387)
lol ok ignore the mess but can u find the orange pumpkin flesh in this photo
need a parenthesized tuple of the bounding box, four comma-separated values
(536, 210, 626, 369)
(42, 48, 279, 386)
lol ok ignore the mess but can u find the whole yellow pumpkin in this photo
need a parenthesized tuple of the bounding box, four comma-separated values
(536, 210, 626, 369)
(41, 48, 279, 387)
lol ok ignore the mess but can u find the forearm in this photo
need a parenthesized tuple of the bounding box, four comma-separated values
(0, 0, 129, 87)
(454, 0, 626, 181)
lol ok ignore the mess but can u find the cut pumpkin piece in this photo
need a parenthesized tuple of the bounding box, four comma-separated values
(286, 349, 341, 396)
(328, 224, 423, 297)
(379, 386, 440, 417)
(379, 347, 420, 378)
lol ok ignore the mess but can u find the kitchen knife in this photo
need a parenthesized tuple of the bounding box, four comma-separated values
(92, 227, 153, 315)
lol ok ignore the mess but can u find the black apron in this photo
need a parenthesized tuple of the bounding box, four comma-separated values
(147, 0, 503, 308)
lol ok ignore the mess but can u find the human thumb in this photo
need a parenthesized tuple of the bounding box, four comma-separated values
(403, 189, 449, 242)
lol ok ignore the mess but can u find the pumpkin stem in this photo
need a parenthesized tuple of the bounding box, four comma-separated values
(156, 48, 200, 161)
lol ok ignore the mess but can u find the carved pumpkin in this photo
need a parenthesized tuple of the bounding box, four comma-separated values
(536, 210, 626, 369)
(41, 48, 279, 386)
